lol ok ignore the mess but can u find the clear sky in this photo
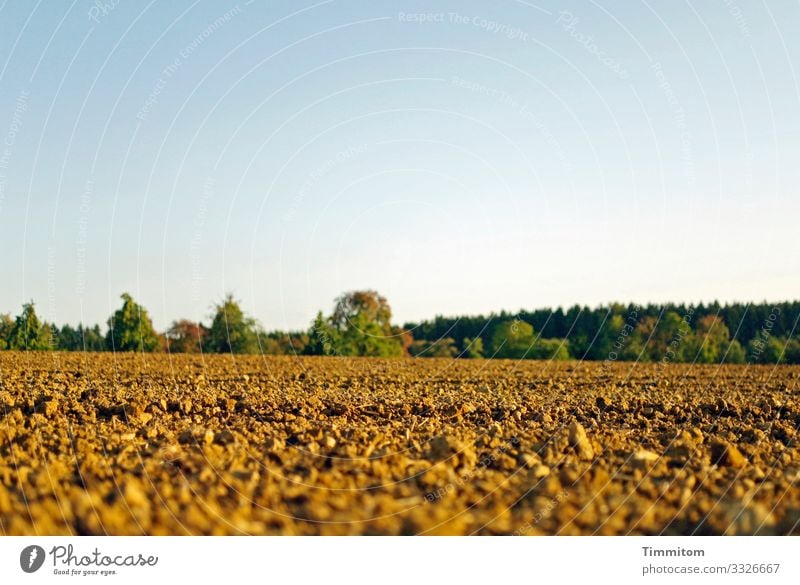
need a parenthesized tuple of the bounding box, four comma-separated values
(0, 0, 798, 331)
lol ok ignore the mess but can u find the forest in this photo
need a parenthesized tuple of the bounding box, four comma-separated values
(1, 291, 798, 364)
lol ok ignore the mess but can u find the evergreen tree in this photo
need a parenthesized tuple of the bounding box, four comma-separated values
(105, 293, 160, 352)
(207, 294, 260, 354)
(8, 302, 52, 350)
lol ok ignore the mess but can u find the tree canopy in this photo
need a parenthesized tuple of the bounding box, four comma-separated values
(166, 319, 208, 353)
(106, 293, 160, 352)
(309, 290, 405, 357)
(207, 294, 260, 354)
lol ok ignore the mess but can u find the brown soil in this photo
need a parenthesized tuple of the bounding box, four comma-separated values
(1, 352, 798, 535)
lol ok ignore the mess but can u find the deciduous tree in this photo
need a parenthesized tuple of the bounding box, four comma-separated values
(165, 319, 208, 353)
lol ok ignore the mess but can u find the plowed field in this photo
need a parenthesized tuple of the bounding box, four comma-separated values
(1, 353, 798, 535)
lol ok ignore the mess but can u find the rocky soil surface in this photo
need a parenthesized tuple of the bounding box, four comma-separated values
(1, 352, 798, 535)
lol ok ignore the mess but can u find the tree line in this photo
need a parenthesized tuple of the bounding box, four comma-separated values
(1, 291, 798, 364)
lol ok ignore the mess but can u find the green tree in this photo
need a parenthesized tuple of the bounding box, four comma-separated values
(57, 324, 81, 350)
(260, 331, 309, 355)
(105, 293, 160, 352)
(490, 320, 535, 359)
(747, 334, 787, 364)
(489, 320, 571, 360)
(723, 339, 746, 364)
(530, 338, 571, 360)
(309, 291, 404, 357)
(601, 312, 646, 361)
(8, 302, 53, 350)
(783, 338, 800, 364)
(0, 313, 13, 349)
(58, 323, 105, 351)
(330, 290, 392, 331)
(82, 324, 107, 351)
(409, 337, 457, 358)
(651, 311, 694, 362)
(624, 316, 652, 361)
(207, 294, 260, 354)
(643, 312, 684, 361)
(308, 311, 339, 355)
(463, 336, 484, 358)
(683, 315, 731, 364)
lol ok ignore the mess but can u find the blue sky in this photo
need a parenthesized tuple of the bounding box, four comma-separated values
(0, 0, 798, 331)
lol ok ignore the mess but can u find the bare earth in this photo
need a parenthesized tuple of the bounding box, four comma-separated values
(0, 352, 798, 535)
